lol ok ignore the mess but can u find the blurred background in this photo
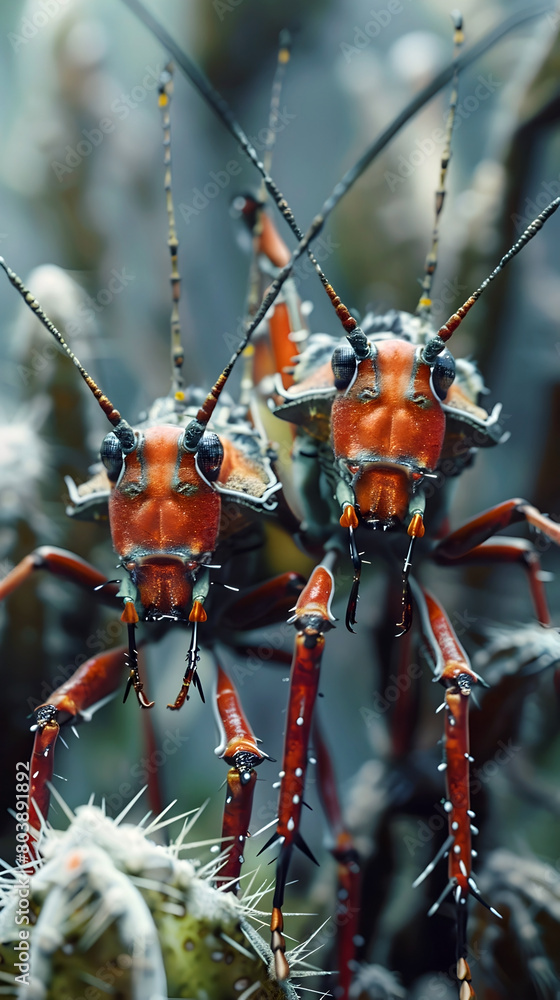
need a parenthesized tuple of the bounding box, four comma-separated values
(1, 1, 560, 997)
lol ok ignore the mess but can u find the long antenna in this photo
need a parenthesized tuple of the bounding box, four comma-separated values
(416, 12, 464, 319)
(239, 30, 292, 406)
(422, 197, 560, 363)
(121, 0, 556, 437)
(121, 0, 554, 285)
(118, 0, 373, 342)
(158, 62, 185, 402)
(0, 258, 135, 449)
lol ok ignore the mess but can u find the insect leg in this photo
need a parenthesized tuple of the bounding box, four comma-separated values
(237, 198, 307, 394)
(0, 546, 120, 605)
(415, 586, 501, 999)
(433, 498, 560, 554)
(313, 713, 361, 1000)
(27, 712, 59, 865)
(217, 572, 305, 631)
(27, 646, 128, 856)
(259, 555, 337, 981)
(213, 661, 270, 892)
(433, 537, 551, 625)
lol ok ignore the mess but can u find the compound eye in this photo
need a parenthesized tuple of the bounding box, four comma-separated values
(431, 350, 456, 400)
(100, 432, 123, 482)
(196, 432, 224, 482)
(331, 344, 357, 390)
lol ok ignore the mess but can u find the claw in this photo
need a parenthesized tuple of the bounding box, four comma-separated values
(167, 619, 201, 710)
(345, 525, 361, 633)
(124, 623, 154, 708)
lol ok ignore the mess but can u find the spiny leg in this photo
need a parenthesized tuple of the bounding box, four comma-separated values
(27, 711, 59, 864)
(414, 586, 501, 999)
(220, 770, 257, 893)
(27, 645, 127, 857)
(313, 714, 361, 1000)
(259, 555, 336, 981)
(213, 660, 270, 892)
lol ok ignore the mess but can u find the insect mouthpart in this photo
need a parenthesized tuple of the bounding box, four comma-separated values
(352, 461, 424, 529)
(365, 515, 401, 532)
(125, 552, 203, 622)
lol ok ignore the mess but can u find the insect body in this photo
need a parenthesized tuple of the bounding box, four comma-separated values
(3, 7, 560, 999)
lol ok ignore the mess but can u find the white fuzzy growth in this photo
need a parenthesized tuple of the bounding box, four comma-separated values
(0, 803, 303, 1000)
(29, 845, 167, 1000)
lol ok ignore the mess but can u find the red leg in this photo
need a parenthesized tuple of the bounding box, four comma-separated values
(27, 646, 127, 851)
(434, 499, 560, 556)
(218, 572, 305, 631)
(0, 546, 119, 604)
(238, 196, 305, 391)
(27, 717, 59, 864)
(388, 625, 417, 758)
(433, 498, 560, 622)
(313, 715, 361, 1000)
(214, 662, 269, 892)
(219, 769, 258, 892)
(259, 557, 336, 981)
(414, 587, 500, 1000)
(434, 537, 551, 625)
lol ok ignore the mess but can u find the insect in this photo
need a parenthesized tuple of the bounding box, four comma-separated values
(0, 60, 306, 873)
(2, 3, 560, 999)
(163, 12, 560, 994)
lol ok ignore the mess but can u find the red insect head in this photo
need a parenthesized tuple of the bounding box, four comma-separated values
(102, 424, 223, 621)
(331, 339, 452, 528)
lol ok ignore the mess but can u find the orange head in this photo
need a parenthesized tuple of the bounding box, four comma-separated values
(102, 424, 224, 621)
(330, 337, 455, 529)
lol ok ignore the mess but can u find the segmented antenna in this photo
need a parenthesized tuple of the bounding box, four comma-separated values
(240, 30, 293, 407)
(158, 62, 185, 403)
(122, 0, 555, 432)
(123, 0, 554, 351)
(0, 258, 135, 449)
(119, 0, 368, 354)
(422, 196, 560, 363)
(417, 12, 464, 319)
